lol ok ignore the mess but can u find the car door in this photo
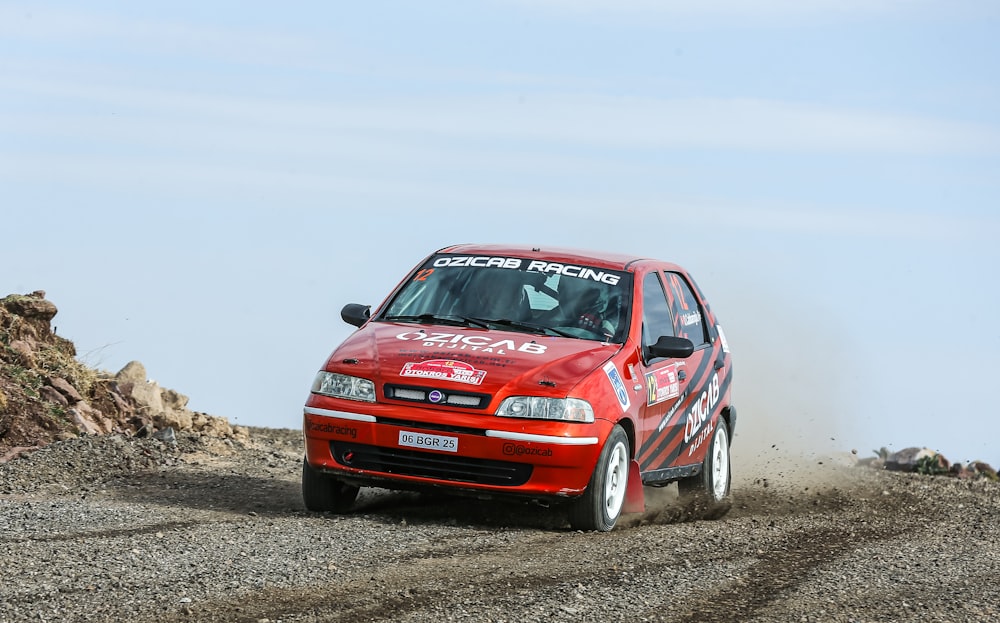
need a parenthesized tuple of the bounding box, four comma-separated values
(634, 269, 713, 478)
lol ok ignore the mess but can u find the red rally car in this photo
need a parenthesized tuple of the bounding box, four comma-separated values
(302, 244, 736, 531)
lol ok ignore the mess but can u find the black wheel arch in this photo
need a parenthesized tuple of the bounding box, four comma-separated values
(613, 416, 637, 459)
(722, 405, 737, 439)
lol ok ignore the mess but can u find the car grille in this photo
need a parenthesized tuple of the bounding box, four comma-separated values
(383, 384, 491, 410)
(330, 441, 532, 486)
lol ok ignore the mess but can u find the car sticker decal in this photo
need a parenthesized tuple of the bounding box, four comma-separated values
(717, 324, 730, 353)
(656, 391, 688, 433)
(430, 255, 626, 285)
(682, 372, 721, 444)
(603, 361, 631, 412)
(395, 331, 547, 355)
(680, 310, 702, 326)
(686, 419, 715, 458)
(645, 362, 685, 406)
(399, 359, 487, 385)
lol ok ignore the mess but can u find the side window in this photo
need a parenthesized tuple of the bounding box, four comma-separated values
(641, 272, 674, 353)
(663, 272, 709, 346)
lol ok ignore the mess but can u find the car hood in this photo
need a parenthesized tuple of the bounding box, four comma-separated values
(326, 321, 622, 397)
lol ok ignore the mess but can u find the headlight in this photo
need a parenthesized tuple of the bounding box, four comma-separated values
(495, 397, 594, 423)
(311, 371, 376, 403)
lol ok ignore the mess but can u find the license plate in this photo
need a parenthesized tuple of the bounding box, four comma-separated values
(398, 430, 458, 453)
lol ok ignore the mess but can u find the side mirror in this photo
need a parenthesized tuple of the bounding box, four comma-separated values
(341, 303, 371, 328)
(648, 335, 694, 359)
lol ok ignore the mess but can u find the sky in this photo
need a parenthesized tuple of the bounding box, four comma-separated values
(2, 1, 998, 467)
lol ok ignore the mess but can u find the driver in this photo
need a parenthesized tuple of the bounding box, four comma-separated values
(556, 277, 616, 336)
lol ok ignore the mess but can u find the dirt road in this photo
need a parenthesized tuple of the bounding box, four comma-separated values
(1, 428, 997, 623)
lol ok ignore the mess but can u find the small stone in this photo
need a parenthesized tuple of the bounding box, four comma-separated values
(153, 427, 177, 444)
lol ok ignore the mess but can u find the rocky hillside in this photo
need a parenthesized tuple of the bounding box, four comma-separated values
(0, 291, 246, 461)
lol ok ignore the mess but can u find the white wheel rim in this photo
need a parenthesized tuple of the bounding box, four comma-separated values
(711, 426, 730, 501)
(604, 441, 629, 520)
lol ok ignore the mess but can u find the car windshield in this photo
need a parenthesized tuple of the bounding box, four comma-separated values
(380, 254, 632, 343)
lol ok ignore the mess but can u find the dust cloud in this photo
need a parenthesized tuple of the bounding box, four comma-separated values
(715, 278, 863, 487)
(616, 279, 871, 527)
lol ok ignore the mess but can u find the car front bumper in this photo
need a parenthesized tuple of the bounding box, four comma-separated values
(302, 400, 612, 499)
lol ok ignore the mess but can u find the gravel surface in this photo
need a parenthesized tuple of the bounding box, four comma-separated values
(1, 427, 998, 623)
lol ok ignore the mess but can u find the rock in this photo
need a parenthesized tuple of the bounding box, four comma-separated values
(161, 388, 190, 412)
(70, 405, 104, 436)
(231, 425, 250, 442)
(154, 408, 193, 432)
(950, 463, 973, 479)
(884, 447, 922, 471)
(75, 401, 112, 435)
(108, 385, 134, 417)
(193, 413, 234, 437)
(8, 340, 35, 367)
(39, 386, 69, 407)
(116, 361, 166, 417)
(948, 461, 998, 481)
(0, 445, 41, 463)
(114, 362, 200, 432)
(152, 427, 177, 444)
(129, 414, 156, 437)
(115, 360, 148, 388)
(3, 295, 58, 321)
(48, 377, 83, 404)
(969, 461, 998, 481)
(884, 447, 948, 473)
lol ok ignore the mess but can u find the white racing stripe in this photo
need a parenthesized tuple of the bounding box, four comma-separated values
(485, 430, 599, 445)
(303, 407, 376, 423)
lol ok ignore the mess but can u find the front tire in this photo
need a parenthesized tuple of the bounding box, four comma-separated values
(302, 457, 360, 513)
(678, 419, 732, 519)
(568, 426, 630, 531)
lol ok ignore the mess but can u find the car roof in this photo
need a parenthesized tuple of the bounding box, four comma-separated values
(436, 243, 669, 272)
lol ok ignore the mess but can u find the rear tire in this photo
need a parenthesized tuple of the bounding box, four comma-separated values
(678, 419, 732, 519)
(568, 426, 630, 532)
(302, 457, 360, 513)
